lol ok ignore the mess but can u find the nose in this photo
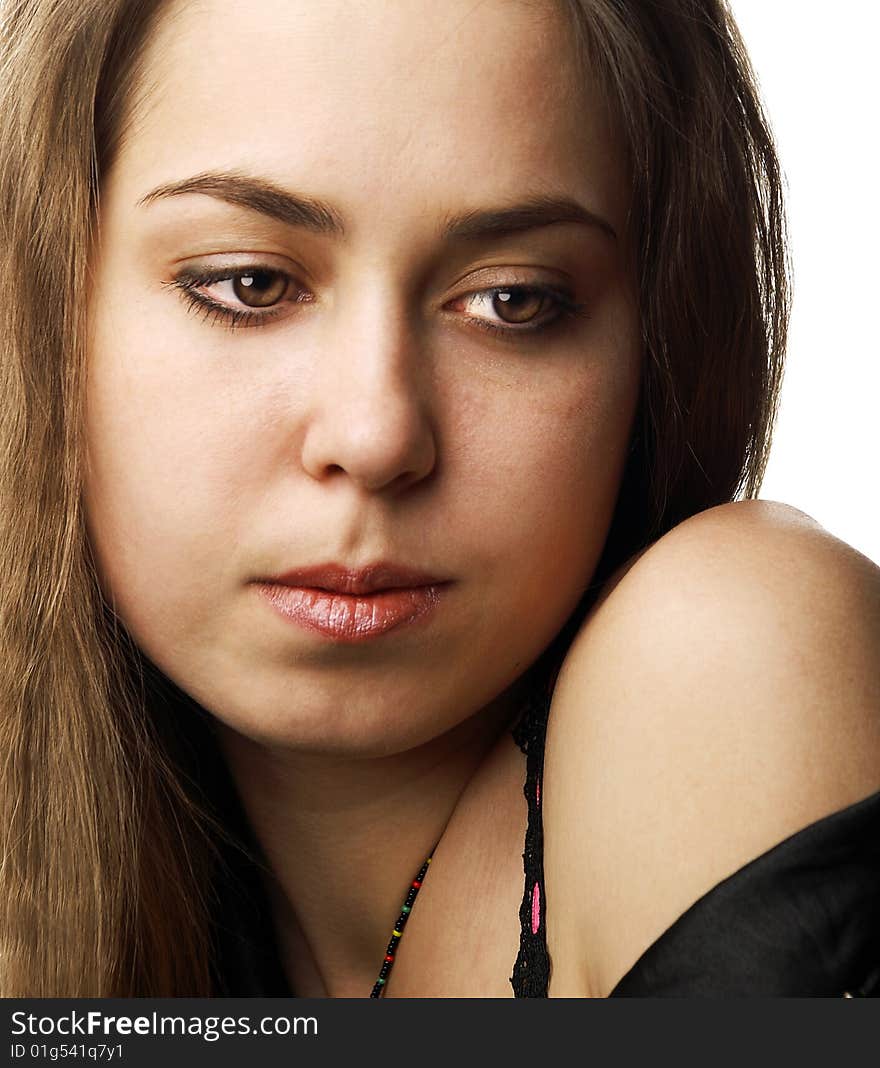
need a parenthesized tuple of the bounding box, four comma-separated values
(299, 294, 437, 495)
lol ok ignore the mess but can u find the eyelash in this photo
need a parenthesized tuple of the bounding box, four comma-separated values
(165, 267, 590, 339)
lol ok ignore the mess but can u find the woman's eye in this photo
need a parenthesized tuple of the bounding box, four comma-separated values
(167, 266, 306, 330)
(450, 285, 588, 338)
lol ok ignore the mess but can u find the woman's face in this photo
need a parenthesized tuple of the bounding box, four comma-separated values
(84, 0, 641, 756)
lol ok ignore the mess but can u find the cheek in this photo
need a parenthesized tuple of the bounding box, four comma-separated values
(453, 356, 638, 574)
(82, 305, 252, 646)
(403, 358, 639, 723)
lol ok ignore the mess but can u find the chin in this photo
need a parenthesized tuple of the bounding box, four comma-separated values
(206, 689, 455, 760)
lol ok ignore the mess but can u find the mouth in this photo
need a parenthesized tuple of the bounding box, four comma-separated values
(253, 561, 451, 641)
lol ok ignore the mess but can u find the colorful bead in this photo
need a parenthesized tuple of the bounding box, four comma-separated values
(369, 852, 434, 998)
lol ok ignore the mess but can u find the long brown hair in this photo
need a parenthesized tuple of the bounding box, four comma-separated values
(0, 0, 788, 995)
(563, 0, 789, 586)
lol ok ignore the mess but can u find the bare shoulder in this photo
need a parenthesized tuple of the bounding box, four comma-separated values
(542, 500, 880, 997)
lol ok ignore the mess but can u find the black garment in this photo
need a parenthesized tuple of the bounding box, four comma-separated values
(607, 789, 880, 997)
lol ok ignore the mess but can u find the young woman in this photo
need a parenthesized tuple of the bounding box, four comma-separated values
(1, 0, 878, 998)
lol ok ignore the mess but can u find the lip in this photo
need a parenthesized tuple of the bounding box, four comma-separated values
(263, 562, 448, 595)
(253, 562, 451, 642)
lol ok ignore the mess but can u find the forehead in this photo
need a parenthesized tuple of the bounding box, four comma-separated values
(112, 0, 624, 235)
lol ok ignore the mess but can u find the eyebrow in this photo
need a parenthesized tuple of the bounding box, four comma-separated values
(138, 170, 617, 242)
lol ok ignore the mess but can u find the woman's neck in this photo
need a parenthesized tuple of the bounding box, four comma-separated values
(213, 683, 525, 997)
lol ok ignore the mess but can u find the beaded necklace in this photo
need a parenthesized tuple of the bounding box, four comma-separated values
(369, 853, 434, 997)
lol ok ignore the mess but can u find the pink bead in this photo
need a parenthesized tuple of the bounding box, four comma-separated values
(536, 777, 541, 807)
(531, 882, 541, 934)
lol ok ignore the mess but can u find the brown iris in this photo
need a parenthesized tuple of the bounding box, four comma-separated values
(493, 288, 547, 324)
(232, 270, 288, 308)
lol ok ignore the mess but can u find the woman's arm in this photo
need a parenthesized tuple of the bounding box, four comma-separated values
(543, 500, 880, 997)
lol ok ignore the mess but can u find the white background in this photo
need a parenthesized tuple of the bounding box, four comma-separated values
(729, 1, 878, 564)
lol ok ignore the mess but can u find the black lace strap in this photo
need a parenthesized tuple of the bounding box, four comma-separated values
(509, 673, 555, 997)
